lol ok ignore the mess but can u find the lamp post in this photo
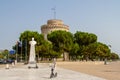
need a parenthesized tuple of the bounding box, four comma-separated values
(19, 41, 22, 62)
(15, 41, 18, 64)
(25, 40, 27, 64)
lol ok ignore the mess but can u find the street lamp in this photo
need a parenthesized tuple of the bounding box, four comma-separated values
(19, 41, 22, 62)
(25, 40, 27, 64)
(15, 41, 19, 63)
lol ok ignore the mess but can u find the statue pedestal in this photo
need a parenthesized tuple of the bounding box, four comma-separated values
(28, 62, 38, 69)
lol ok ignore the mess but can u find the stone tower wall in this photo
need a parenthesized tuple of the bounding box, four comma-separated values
(41, 19, 69, 40)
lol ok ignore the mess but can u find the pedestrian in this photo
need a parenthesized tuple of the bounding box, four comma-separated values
(50, 58, 57, 78)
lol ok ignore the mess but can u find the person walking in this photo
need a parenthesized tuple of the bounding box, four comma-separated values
(50, 58, 57, 78)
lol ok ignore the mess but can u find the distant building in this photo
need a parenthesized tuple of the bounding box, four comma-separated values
(0, 50, 4, 54)
(41, 19, 69, 40)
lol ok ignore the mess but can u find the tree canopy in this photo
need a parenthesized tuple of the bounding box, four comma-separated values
(74, 31, 97, 45)
(12, 30, 119, 61)
(48, 30, 74, 52)
(47, 30, 74, 60)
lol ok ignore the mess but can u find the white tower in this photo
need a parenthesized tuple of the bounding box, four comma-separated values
(41, 19, 69, 40)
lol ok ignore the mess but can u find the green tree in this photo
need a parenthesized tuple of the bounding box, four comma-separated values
(38, 41, 59, 61)
(74, 31, 97, 61)
(74, 31, 97, 46)
(1, 49, 9, 59)
(69, 43, 80, 60)
(15, 29, 117, 62)
(95, 42, 111, 60)
(19, 30, 44, 61)
(19, 30, 60, 61)
(110, 53, 119, 60)
(48, 30, 74, 60)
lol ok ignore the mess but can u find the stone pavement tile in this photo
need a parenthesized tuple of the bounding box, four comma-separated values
(0, 64, 106, 80)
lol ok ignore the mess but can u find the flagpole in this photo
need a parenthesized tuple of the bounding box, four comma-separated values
(52, 7, 56, 19)
(20, 41, 22, 62)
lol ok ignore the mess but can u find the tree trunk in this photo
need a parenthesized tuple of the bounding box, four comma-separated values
(63, 51, 69, 61)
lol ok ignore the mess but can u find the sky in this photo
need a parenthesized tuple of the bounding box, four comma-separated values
(0, 0, 120, 55)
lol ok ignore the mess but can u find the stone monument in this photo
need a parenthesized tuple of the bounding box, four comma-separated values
(28, 37, 38, 68)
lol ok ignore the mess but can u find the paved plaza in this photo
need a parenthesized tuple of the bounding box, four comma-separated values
(0, 63, 106, 80)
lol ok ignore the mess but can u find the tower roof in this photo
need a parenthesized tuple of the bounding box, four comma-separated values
(47, 19, 63, 25)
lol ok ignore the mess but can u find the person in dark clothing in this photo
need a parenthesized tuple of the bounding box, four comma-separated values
(50, 58, 57, 78)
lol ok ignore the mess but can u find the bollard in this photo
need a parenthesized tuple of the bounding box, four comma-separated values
(12, 62, 15, 67)
(104, 58, 107, 65)
(6, 64, 9, 69)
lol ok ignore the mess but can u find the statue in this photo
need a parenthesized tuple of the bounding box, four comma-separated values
(28, 38, 38, 69)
